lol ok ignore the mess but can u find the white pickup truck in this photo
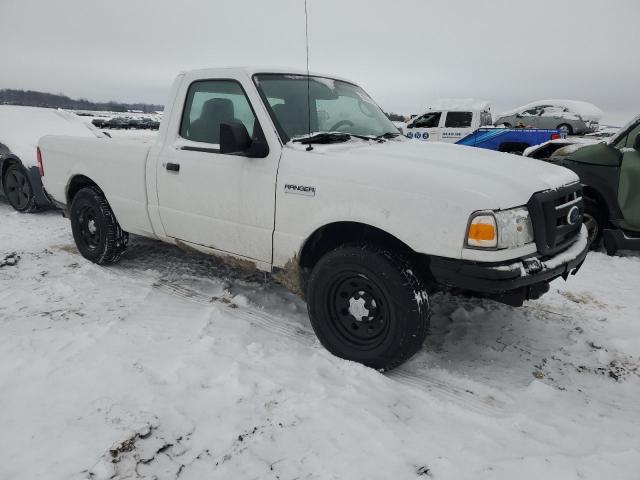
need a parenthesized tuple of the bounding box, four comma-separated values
(39, 67, 589, 370)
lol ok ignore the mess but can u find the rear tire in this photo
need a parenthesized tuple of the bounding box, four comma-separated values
(3, 164, 38, 213)
(307, 244, 430, 370)
(557, 123, 573, 135)
(70, 186, 128, 264)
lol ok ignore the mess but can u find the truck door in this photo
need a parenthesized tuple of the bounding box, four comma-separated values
(440, 111, 473, 143)
(617, 123, 640, 231)
(406, 111, 442, 141)
(155, 79, 279, 263)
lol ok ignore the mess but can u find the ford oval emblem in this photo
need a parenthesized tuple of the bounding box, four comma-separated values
(567, 206, 581, 225)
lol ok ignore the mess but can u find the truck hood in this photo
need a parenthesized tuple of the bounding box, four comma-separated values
(294, 139, 578, 210)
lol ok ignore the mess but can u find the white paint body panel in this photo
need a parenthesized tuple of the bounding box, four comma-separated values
(40, 67, 579, 271)
(406, 109, 486, 144)
(272, 139, 577, 266)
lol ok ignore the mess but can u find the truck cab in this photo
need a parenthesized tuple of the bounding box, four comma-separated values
(405, 100, 493, 143)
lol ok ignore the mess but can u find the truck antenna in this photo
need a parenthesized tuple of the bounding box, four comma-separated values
(304, 0, 313, 151)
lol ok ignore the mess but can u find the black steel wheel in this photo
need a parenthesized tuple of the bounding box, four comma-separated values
(4, 164, 37, 213)
(70, 186, 128, 264)
(327, 272, 391, 349)
(76, 204, 102, 252)
(307, 244, 430, 370)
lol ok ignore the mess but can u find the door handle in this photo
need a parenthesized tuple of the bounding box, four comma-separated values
(165, 162, 180, 172)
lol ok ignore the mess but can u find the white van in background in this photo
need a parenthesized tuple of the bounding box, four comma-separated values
(405, 99, 493, 143)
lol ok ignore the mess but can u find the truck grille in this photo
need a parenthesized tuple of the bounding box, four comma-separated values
(526, 183, 583, 256)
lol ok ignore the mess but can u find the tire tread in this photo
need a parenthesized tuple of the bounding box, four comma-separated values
(71, 186, 128, 264)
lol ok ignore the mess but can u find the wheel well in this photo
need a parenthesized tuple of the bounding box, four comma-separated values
(1, 158, 20, 187)
(67, 175, 102, 205)
(293, 222, 433, 297)
(582, 185, 610, 220)
(300, 222, 414, 271)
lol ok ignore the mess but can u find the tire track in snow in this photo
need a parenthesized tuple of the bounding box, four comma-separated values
(108, 261, 511, 417)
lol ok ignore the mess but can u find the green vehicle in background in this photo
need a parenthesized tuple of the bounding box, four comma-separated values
(548, 115, 640, 255)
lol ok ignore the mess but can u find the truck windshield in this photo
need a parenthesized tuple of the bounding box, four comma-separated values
(253, 74, 398, 143)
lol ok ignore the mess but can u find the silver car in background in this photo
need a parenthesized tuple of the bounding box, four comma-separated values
(494, 99, 603, 135)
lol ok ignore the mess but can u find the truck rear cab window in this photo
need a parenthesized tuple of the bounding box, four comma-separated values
(480, 111, 493, 126)
(180, 80, 257, 145)
(444, 111, 472, 128)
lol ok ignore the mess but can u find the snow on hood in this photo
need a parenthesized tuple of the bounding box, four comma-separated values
(499, 100, 604, 122)
(292, 138, 578, 210)
(523, 137, 599, 157)
(0, 106, 100, 166)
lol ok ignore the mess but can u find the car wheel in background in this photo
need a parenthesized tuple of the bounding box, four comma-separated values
(583, 196, 605, 249)
(557, 124, 573, 135)
(70, 186, 129, 264)
(502, 122, 512, 128)
(307, 244, 430, 370)
(3, 164, 38, 213)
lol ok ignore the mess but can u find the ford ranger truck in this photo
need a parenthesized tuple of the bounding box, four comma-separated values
(38, 67, 589, 370)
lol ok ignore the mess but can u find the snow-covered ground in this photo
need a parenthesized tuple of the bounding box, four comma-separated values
(104, 128, 158, 143)
(1, 201, 639, 480)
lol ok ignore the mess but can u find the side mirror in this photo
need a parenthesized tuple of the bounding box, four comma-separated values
(220, 122, 251, 154)
(634, 133, 640, 151)
(219, 122, 269, 158)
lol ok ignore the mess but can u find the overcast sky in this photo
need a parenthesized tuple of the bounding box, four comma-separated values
(1, 0, 638, 124)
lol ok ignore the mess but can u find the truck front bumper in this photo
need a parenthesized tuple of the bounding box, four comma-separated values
(430, 226, 589, 306)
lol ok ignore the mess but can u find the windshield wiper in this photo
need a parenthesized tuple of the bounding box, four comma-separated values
(292, 132, 351, 144)
(374, 132, 402, 140)
(292, 131, 401, 145)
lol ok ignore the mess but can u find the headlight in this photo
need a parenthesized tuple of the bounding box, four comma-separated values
(467, 213, 497, 248)
(466, 207, 534, 249)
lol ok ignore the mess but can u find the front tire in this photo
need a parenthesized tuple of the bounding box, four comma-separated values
(583, 196, 605, 249)
(307, 244, 430, 370)
(70, 186, 128, 264)
(3, 164, 38, 213)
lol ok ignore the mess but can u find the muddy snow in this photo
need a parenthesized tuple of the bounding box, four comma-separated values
(0, 201, 638, 479)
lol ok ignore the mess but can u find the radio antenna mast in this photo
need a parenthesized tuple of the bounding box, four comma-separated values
(304, 0, 313, 151)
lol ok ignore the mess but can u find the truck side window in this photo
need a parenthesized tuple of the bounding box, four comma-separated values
(180, 80, 257, 145)
(413, 112, 441, 128)
(623, 124, 640, 148)
(480, 111, 493, 126)
(444, 112, 473, 128)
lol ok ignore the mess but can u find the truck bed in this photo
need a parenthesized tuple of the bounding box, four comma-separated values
(39, 135, 155, 236)
(456, 128, 561, 153)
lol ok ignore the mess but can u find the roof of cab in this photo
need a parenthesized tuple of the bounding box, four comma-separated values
(179, 66, 354, 84)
